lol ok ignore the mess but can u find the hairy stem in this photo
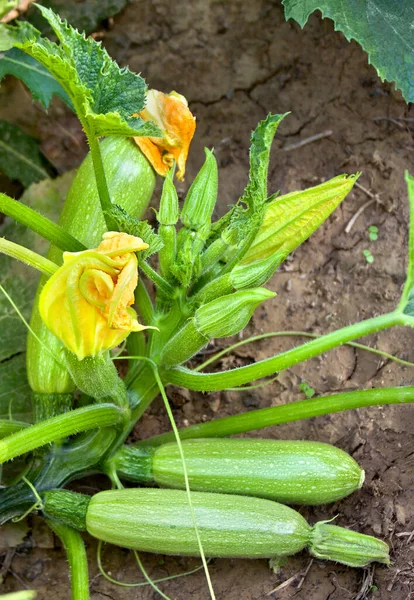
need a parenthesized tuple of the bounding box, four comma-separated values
(167, 311, 404, 391)
(0, 193, 86, 253)
(47, 519, 89, 600)
(86, 133, 117, 231)
(131, 386, 414, 447)
(0, 404, 125, 464)
(0, 238, 58, 276)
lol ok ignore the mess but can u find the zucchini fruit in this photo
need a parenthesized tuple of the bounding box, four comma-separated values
(114, 438, 364, 505)
(43, 488, 390, 567)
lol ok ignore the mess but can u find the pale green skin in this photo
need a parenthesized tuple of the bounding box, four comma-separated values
(151, 439, 364, 505)
(27, 137, 156, 394)
(86, 488, 310, 558)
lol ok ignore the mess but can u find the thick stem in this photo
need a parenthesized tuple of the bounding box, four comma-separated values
(166, 311, 402, 391)
(130, 386, 414, 448)
(47, 519, 90, 600)
(86, 132, 116, 231)
(0, 238, 58, 276)
(0, 193, 86, 252)
(0, 404, 125, 464)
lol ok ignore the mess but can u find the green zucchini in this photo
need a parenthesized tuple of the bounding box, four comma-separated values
(27, 137, 156, 396)
(43, 488, 390, 567)
(114, 438, 364, 505)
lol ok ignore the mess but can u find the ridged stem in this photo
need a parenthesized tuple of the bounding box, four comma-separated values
(46, 519, 90, 600)
(166, 311, 404, 391)
(131, 386, 414, 448)
(0, 404, 125, 464)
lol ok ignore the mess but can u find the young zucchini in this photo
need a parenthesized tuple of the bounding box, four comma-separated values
(43, 488, 390, 567)
(114, 438, 364, 505)
(27, 137, 156, 396)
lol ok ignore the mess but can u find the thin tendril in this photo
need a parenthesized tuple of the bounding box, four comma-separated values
(114, 354, 217, 600)
(97, 539, 208, 588)
(195, 330, 414, 372)
(12, 476, 43, 522)
(0, 284, 65, 369)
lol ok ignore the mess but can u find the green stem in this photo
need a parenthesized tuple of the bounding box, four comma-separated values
(167, 311, 403, 391)
(140, 261, 175, 297)
(132, 386, 414, 447)
(46, 519, 89, 600)
(0, 237, 58, 276)
(0, 404, 124, 464)
(0, 193, 86, 252)
(86, 132, 117, 231)
(195, 331, 414, 371)
(0, 419, 29, 438)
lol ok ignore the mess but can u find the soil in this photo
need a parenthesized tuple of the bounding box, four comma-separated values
(1, 1, 414, 599)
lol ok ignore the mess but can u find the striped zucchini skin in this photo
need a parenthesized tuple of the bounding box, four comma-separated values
(86, 488, 310, 558)
(27, 137, 156, 394)
(151, 439, 364, 505)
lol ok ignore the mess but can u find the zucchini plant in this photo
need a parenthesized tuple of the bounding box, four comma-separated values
(0, 6, 413, 600)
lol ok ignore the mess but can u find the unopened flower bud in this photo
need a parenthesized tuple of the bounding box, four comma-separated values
(244, 174, 359, 264)
(230, 253, 284, 289)
(180, 149, 218, 231)
(195, 288, 275, 338)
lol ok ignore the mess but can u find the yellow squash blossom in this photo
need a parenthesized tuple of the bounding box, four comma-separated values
(39, 232, 152, 360)
(134, 90, 196, 181)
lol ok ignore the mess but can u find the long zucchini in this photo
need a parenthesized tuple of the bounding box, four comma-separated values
(114, 438, 364, 505)
(43, 488, 390, 568)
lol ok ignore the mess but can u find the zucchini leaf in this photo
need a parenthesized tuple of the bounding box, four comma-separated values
(0, 48, 72, 109)
(0, 119, 52, 187)
(282, 0, 414, 103)
(0, 355, 31, 422)
(227, 113, 288, 244)
(0, 6, 161, 138)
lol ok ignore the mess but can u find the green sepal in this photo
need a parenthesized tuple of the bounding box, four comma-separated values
(64, 350, 126, 404)
(310, 522, 390, 567)
(244, 174, 359, 264)
(195, 288, 275, 339)
(180, 149, 218, 231)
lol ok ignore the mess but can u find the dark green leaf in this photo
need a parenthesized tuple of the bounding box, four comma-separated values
(0, 7, 161, 138)
(0, 119, 51, 187)
(0, 355, 32, 422)
(0, 48, 72, 108)
(229, 113, 287, 243)
(282, 0, 414, 103)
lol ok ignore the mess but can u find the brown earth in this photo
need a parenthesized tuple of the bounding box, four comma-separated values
(1, 0, 414, 599)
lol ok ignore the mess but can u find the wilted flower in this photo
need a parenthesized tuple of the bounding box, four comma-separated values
(39, 232, 152, 360)
(134, 90, 196, 181)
